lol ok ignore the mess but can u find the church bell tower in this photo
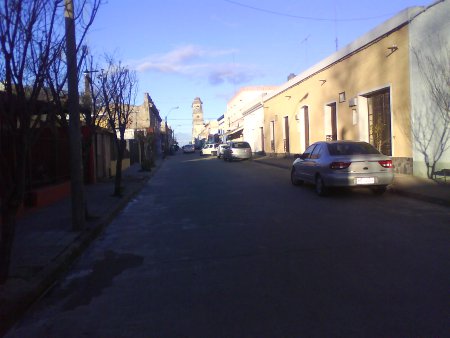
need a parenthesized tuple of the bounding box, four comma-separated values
(192, 97, 204, 142)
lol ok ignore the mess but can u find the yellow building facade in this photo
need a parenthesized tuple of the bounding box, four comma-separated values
(263, 8, 418, 174)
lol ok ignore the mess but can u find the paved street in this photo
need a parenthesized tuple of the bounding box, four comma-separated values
(5, 153, 450, 337)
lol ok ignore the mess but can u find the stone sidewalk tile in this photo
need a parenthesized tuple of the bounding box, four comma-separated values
(0, 160, 163, 336)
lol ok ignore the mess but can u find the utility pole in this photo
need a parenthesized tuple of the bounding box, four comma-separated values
(65, 0, 85, 231)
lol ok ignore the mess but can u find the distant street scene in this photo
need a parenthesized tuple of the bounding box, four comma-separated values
(1, 1, 449, 337)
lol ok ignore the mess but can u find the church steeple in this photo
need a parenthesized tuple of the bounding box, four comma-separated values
(192, 97, 204, 142)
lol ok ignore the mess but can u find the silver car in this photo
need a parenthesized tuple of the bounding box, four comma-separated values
(182, 144, 195, 154)
(216, 144, 229, 159)
(291, 141, 394, 196)
(223, 141, 252, 161)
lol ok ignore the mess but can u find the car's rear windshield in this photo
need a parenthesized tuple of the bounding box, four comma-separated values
(327, 142, 380, 156)
(233, 142, 250, 148)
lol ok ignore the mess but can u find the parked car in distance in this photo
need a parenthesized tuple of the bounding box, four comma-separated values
(200, 143, 219, 156)
(216, 144, 229, 159)
(223, 141, 252, 161)
(182, 144, 195, 154)
(291, 140, 394, 196)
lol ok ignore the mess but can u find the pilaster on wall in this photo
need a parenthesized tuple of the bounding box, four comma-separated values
(393, 157, 413, 175)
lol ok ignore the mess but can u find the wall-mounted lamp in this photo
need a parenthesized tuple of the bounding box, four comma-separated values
(339, 92, 346, 103)
(319, 79, 327, 86)
(349, 97, 358, 107)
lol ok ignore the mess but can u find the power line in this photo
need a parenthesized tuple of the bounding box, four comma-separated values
(224, 0, 395, 22)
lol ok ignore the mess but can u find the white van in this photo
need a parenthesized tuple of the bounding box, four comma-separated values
(199, 143, 218, 156)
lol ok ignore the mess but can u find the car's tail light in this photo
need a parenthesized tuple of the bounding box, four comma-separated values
(378, 160, 393, 168)
(330, 161, 351, 169)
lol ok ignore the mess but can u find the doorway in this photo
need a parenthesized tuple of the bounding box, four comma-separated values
(270, 121, 275, 152)
(283, 116, 290, 153)
(325, 103, 337, 141)
(304, 106, 310, 148)
(260, 127, 264, 153)
(367, 88, 392, 155)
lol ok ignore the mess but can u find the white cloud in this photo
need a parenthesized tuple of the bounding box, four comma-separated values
(208, 65, 260, 85)
(130, 45, 261, 86)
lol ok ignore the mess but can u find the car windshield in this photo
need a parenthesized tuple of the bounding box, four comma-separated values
(327, 142, 380, 156)
(233, 142, 250, 148)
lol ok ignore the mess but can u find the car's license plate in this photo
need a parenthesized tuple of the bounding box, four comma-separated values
(356, 177, 375, 185)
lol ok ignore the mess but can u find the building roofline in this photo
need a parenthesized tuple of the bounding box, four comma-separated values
(228, 86, 278, 104)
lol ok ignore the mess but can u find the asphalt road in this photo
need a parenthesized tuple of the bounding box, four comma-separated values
(6, 153, 450, 337)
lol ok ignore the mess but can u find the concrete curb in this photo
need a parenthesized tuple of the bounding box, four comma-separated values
(388, 187, 450, 207)
(0, 162, 163, 337)
(252, 158, 291, 170)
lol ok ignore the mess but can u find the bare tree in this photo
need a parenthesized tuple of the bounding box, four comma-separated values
(0, 0, 100, 283)
(99, 56, 138, 196)
(371, 120, 388, 154)
(80, 53, 105, 183)
(411, 40, 450, 179)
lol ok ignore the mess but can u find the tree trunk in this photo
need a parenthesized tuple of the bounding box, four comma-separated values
(429, 162, 437, 180)
(113, 139, 125, 196)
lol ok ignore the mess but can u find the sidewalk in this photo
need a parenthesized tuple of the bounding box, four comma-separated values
(0, 159, 164, 336)
(0, 154, 448, 336)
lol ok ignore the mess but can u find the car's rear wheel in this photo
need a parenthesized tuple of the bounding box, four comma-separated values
(315, 174, 328, 196)
(290, 168, 303, 186)
(371, 186, 387, 195)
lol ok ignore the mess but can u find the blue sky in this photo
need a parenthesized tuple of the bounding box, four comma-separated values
(87, 0, 425, 145)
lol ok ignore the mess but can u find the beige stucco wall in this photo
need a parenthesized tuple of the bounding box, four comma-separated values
(409, 0, 450, 178)
(225, 87, 277, 134)
(264, 24, 412, 160)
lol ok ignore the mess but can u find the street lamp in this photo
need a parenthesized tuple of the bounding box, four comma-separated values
(165, 106, 179, 123)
